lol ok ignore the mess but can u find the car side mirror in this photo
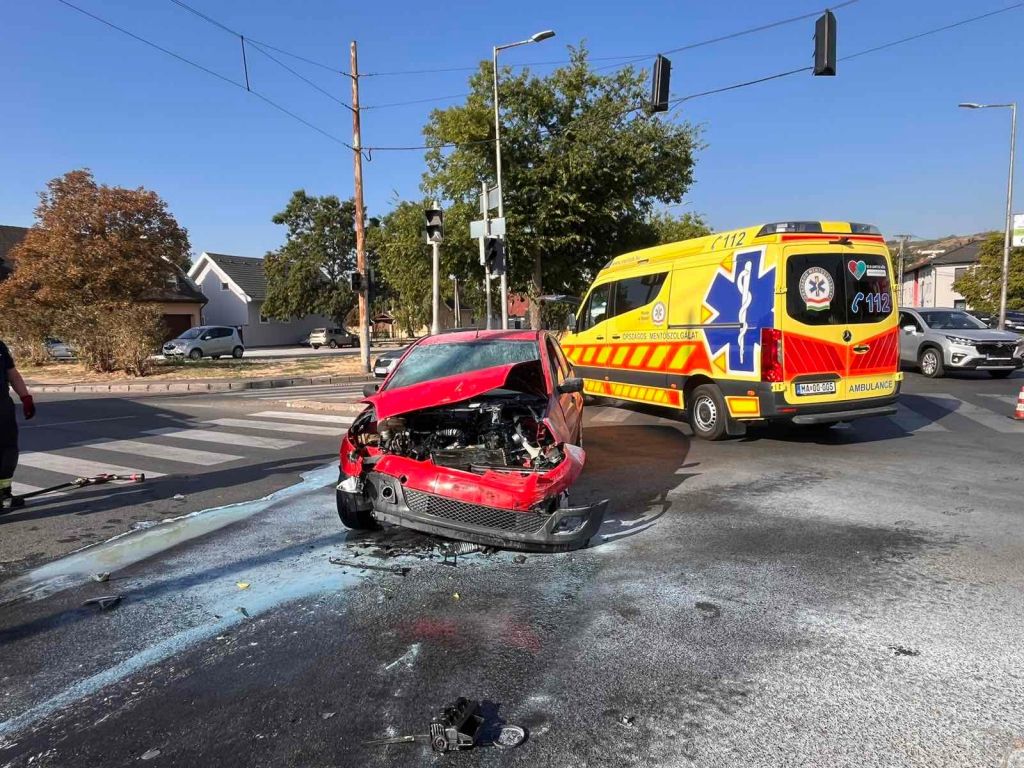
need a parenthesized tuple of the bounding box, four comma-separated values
(201, 333, 212, 340)
(557, 377, 584, 394)
(902, 325, 916, 334)
(362, 382, 381, 397)
(566, 313, 577, 331)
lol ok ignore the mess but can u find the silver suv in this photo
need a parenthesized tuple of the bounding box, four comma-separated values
(898, 307, 1023, 378)
(309, 327, 358, 349)
(163, 326, 244, 361)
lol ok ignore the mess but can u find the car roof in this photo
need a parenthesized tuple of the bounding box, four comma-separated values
(416, 329, 541, 346)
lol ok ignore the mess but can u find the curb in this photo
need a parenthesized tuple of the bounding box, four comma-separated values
(31, 373, 374, 394)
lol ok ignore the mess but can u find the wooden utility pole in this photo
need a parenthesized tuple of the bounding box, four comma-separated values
(350, 41, 370, 373)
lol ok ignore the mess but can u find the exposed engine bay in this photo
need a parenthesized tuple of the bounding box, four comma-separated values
(350, 392, 566, 473)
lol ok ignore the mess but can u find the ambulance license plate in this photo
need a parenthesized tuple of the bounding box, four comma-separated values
(796, 381, 837, 396)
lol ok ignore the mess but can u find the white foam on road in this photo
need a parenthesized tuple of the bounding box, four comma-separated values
(204, 418, 342, 436)
(88, 439, 242, 466)
(17, 453, 164, 479)
(250, 410, 354, 425)
(144, 428, 301, 450)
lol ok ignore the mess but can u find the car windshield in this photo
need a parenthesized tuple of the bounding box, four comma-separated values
(919, 311, 987, 330)
(385, 341, 540, 390)
(177, 328, 203, 340)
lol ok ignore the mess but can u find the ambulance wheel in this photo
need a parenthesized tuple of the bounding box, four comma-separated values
(688, 384, 728, 441)
(918, 347, 944, 378)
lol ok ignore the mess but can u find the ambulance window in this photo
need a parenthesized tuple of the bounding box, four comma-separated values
(786, 254, 894, 326)
(845, 255, 893, 324)
(612, 272, 668, 317)
(580, 283, 611, 330)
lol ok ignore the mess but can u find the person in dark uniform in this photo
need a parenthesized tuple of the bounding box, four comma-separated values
(1, 340, 35, 511)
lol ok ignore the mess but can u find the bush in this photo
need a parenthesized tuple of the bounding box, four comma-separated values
(0, 287, 53, 365)
(58, 302, 164, 375)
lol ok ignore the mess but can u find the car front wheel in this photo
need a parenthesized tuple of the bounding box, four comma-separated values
(688, 384, 729, 440)
(188, 348, 203, 361)
(329, 339, 339, 349)
(919, 347, 944, 378)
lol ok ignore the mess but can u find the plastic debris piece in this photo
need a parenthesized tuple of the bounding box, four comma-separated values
(329, 556, 408, 576)
(618, 715, 636, 728)
(236, 607, 250, 618)
(452, 592, 461, 601)
(91, 572, 110, 583)
(173, 494, 185, 501)
(321, 712, 336, 720)
(140, 748, 161, 760)
(493, 725, 527, 749)
(513, 555, 527, 564)
(83, 595, 121, 611)
(888, 645, 920, 657)
(236, 582, 250, 590)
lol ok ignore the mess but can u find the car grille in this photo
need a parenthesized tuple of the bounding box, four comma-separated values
(404, 488, 547, 534)
(977, 342, 1018, 357)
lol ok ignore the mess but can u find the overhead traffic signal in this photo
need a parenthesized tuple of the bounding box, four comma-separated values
(484, 236, 505, 276)
(650, 54, 671, 113)
(814, 10, 836, 76)
(424, 208, 444, 243)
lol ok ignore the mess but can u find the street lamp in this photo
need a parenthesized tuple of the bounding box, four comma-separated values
(959, 101, 1017, 330)
(493, 28, 556, 330)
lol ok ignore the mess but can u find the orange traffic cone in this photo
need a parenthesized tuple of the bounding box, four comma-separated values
(1015, 386, 1024, 421)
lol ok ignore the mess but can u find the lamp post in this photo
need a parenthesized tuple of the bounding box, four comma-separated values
(493, 29, 555, 330)
(959, 102, 1017, 330)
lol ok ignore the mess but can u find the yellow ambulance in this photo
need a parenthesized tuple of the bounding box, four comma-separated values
(561, 221, 902, 439)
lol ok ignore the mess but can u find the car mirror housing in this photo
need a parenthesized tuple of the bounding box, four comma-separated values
(558, 377, 585, 394)
(362, 382, 381, 397)
(902, 325, 916, 334)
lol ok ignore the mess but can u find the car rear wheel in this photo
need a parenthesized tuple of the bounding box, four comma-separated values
(337, 487, 378, 530)
(919, 347, 944, 378)
(232, 346, 244, 359)
(312, 344, 321, 350)
(688, 384, 729, 441)
(188, 348, 203, 361)
(988, 369, 1013, 379)
(328, 339, 339, 349)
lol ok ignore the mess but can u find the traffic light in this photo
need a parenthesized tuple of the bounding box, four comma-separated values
(814, 10, 836, 76)
(349, 271, 364, 293)
(424, 208, 444, 243)
(650, 54, 671, 113)
(484, 236, 505, 276)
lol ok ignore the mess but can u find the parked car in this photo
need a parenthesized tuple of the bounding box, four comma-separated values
(898, 307, 1023, 378)
(372, 345, 411, 378)
(1004, 310, 1024, 334)
(163, 326, 244, 361)
(336, 330, 606, 552)
(309, 328, 358, 349)
(44, 338, 75, 361)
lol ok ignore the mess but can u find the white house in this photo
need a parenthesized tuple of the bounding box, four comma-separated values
(899, 237, 985, 310)
(188, 252, 335, 347)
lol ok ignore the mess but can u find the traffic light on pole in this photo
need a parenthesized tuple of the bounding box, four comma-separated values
(424, 208, 444, 243)
(813, 10, 836, 76)
(484, 236, 505, 276)
(650, 54, 671, 113)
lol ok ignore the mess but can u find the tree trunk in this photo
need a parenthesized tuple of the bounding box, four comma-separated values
(529, 252, 543, 329)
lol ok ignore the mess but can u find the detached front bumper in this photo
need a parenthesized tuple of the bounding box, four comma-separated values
(337, 467, 607, 552)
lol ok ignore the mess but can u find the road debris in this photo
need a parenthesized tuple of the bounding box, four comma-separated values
(695, 601, 721, 619)
(140, 748, 161, 760)
(513, 555, 527, 564)
(493, 725, 527, 749)
(236, 582, 250, 590)
(320, 712, 336, 721)
(91, 572, 110, 583)
(328, 556, 409, 576)
(365, 697, 513, 753)
(618, 715, 636, 728)
(236, 607, 250, 619)
(452, 592, 461, 601)
(173, 494, 186, 501)
(888, 645, 921, 657)
(83, 595, 121, 611)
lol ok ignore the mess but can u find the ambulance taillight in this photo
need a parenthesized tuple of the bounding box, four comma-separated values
(760, 328, 784, 383)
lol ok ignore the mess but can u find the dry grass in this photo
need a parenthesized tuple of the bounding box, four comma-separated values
(22, 355, 368, 385)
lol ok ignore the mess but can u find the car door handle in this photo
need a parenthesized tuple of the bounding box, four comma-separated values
(596, 335, 604, 340)
(611, 334, 621, 340)
(853, 344, 871, 354)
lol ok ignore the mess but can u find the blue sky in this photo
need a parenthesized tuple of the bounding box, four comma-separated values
(2, 0, 1021, 258)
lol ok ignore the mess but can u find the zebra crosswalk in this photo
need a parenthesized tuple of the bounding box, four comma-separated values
(11, 410, 354, 502)
(218, 383, 369, 403)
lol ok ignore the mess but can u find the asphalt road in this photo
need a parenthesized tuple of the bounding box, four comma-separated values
(0, 369, 1022, 767)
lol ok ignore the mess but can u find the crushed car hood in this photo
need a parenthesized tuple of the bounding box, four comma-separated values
(365, 360, 546, 421)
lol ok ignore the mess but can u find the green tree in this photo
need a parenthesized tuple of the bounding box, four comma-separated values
(422, 46, 701, 326)
(263, 191, 357, 325)
(646, 210, 712, 244)
(952, 233, 1024, 313)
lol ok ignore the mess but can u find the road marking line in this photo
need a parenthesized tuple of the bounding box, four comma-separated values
(88, 439, 242, 465)
(144, 428, 302, 450)
(250, 410, 354, 425)
(18, 453, 165, 479)
(918, 394, 1024, 434)
(977, 394, 1018, 406)
(12, 482, 43, 495)
(20, 415, 138, 429)
(888, 403, 949, 433)
(204, 418, 342, 436)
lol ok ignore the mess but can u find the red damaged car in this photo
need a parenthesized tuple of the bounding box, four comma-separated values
(336, 330, 606, 551)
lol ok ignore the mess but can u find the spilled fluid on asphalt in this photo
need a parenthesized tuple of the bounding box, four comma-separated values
(0, 464, 340, 606)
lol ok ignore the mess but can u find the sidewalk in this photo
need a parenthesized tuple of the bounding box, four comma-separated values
(31, 372, 374, 394)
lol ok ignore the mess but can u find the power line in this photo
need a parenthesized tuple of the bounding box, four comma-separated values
(362, 92, 470, 111)
(247, 39, 353, 111)
(55, 0, 355, 150)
